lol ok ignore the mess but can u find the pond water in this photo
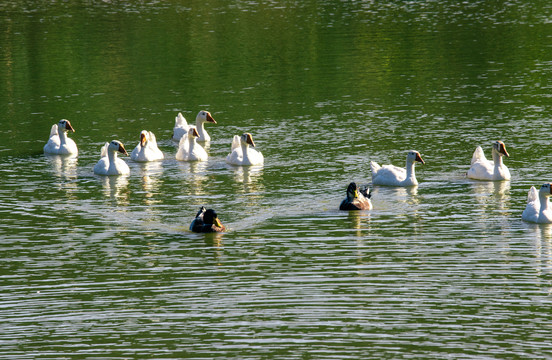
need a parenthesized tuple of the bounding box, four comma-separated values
(2, 0, 552, 358)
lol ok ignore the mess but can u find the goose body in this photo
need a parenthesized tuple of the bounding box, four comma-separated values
(172, 110, 216, 142)
(522, 184, 552, 223)
(226, 133, 264, 166)
(467, 141, 510, 181)
(370, 151, 424, 187)
(340, 182, 372, 210)
(93, 140, 130, 176)
(44, 119, 78, 156)
(130, 130, 164, 162)
(176, 127, 208, 161)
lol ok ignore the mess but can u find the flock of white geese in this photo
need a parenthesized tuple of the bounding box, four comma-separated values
(43, 113, 551, 224)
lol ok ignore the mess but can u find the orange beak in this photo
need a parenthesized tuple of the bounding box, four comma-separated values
(140, 132, 147, 147)
(499, 142, 509, 157)
(118, 143, 128, 156)
(415, 152, 425, 164)
(65, 121, 75, 132)
(206, 112, 216, 124)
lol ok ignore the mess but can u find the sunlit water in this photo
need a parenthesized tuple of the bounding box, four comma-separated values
(2, 1, 552, 358)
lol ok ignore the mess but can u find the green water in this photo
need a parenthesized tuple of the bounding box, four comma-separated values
(2, 1, 552, 358)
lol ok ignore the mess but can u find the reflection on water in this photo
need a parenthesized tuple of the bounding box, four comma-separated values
(532, 223, 552, 291)
(100, 175, 129, 204)
(45, 154, 78, 179)
(470, 180, 511, 216)
(139, 161, 164, 206)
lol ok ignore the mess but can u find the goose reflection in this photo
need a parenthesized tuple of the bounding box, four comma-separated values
(532, 223, 552, 286)
(45, 154, 79, 197)
(139, 161, 164, 206)
(232, 164, 263, 185)
(45, 154, 78, 179)
(101, 175, 129, 204)
(470, 180, 511, 211)
(177, 161, 210, 196)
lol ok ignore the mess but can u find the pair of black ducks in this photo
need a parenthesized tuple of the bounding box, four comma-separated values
(190, 182, 371, 233)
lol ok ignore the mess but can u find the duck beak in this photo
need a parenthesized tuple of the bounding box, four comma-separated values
(206, 112, 216, 124)
(416, 153, 425, 164)
(214, 218, 222, 228)
(140, 132, 147, 147)
(65, 121, 75, 132)
(499, 143, 509, 157)
(118, 143, 128, 156)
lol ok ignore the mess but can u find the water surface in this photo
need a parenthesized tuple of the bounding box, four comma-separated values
(1, 1, 552, 358)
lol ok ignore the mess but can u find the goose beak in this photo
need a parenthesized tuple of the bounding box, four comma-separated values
(140, 132, 147, 147)
(206, 112, 216, 124)
(499, 143, 509, 157)
(118, 143, 128, 156)
(416, 153, 425, 164)
(65, 121, 75, 132)
(246, 133, 256, 147)
(191, 127, 200, 138)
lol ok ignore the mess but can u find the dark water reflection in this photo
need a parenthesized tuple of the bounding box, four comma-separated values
(2, 0, 552, 358)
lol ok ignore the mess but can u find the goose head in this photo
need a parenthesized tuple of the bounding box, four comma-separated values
(204, 209, 222, 228)
(241, 132, 256, 147)
(139, 130, 148, 147)
(492, 141, 509, 157)
(188, 127, 200, 139)
(59, 119, 75, 133)
(109, 140, 128, 156)
(407, 150, 425, 164)
(196, 110, 216, 124)
(540, 183, 552, 196)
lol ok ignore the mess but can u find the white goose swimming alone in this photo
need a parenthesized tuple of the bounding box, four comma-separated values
(176, 127, 208, 161)
(44, 119, 78, 156)
(522, 183, 552, 224)
(467, 141, 510, 181)
(172, 110, 216, 142)
(93, 140, 130, 176)
(130, 130, 164, 162)
(370, 150, 425, 187)
(226, 133, 264, 166)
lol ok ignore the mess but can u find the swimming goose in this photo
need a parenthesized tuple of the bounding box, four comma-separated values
(370, 150, 425, 186)
(130, 130, 164, 162)
(522, 183, 552, 223)
(190, 207, 226, 233)
(176, 127, 208, 161)
(467, 141, 510, 181)
(340, 182, 372, 210)
(226, 133, 264, 166)
(172, 112, 188, 141)
(93, 140, 130, 176)
(44, 119, 78, 156)
(172, 110, 216, 142)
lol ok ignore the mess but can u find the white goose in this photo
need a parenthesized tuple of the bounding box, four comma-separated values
(176, 127, 208, 161)
(467, 141, 510, 181)
(370, 150, 425, 187)
(44, 119, 78, 156)
(172, 112, 188, 142)
(93, 140, 130, 176)
(172, 110, 216, 142)
(130, 130, 164, 162)
(522, 183, 552, 223)
(226, 133, 264, 166)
